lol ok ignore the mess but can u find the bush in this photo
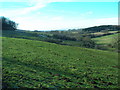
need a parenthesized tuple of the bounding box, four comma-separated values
(45, 38, 62, 44)
(53, 34, 76, 41)
(78, 37, 96, 48)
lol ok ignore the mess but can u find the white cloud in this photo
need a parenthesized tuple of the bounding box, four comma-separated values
(1, 0, 75, 17)
(12, 16, 117, 30)
(51, 16, 64, 21)
(0, 0, 117, 17)
(77, 17, 118, 28)
(96, 17, 118, 25)
(20, 3, 46, 15)
(80, 11, 93, 17)
(0, 1, 48, 18)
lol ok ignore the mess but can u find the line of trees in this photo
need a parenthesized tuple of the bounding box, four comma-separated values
(0, 16, 18, 30)
(53, 34, 77, 41)
(82, 25, 120, 32)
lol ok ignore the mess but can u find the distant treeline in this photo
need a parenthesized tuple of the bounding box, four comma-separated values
(82, 25, 120, 32)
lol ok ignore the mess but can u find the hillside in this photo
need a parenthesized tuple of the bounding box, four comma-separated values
(92, 33, 119, 51)
(2, 37, 119, 88)
(82, 25, 119, 32)
(2, 27, 119, 52)
(93, 33, 118, 45)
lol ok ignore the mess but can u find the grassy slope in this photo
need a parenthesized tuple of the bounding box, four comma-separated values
(2, 37, 118, 88)
(92, 33, 118, 45)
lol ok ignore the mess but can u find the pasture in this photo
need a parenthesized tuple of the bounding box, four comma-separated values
(2, 37, 119, 88)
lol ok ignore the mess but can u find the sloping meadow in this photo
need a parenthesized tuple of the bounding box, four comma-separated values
(2, 37, 119, 88)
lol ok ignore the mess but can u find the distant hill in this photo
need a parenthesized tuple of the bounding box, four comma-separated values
(82, 25, 120, 32)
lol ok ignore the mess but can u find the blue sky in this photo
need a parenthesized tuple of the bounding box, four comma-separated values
(0, 0, 118, 30)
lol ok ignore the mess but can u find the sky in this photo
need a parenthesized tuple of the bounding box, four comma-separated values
(0, 0, 119, 31)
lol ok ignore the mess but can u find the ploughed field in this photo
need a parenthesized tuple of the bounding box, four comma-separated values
(2, 37, 118, 88)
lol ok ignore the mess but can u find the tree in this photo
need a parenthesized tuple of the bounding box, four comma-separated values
(0, 16, 18, 30)
(78, 36, 96, 48)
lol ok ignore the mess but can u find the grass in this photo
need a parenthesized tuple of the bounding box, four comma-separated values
(2, 37, 119, 88)
(92, 33, 118, 45)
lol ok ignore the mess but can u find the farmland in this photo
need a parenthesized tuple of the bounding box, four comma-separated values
(92, 33, 119, 51)
(2, 37, 119, 88)
(92, 33, 118, 45)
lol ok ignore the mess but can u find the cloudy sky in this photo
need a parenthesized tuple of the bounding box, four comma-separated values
(0, 0, 118, 30)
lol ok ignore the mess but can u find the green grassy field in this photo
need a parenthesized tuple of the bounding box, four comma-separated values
(2, 37, 119, 88)
(92, 33, 118, 45)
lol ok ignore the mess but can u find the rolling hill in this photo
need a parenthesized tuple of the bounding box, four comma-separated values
(2, 36, 119, 88)
(92, 33, 118, 45)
